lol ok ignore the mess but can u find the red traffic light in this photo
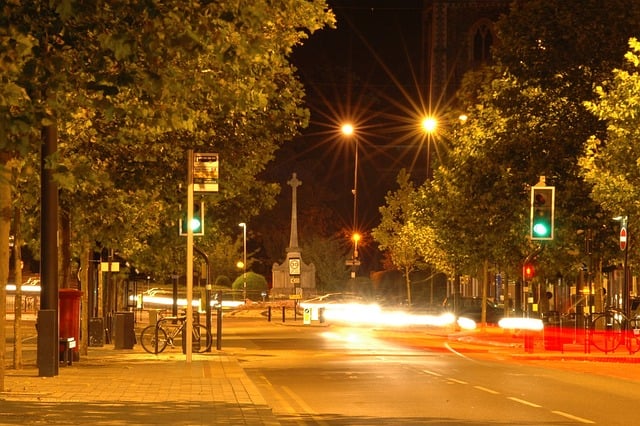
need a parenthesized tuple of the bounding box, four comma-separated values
(523, 263, 535, 280)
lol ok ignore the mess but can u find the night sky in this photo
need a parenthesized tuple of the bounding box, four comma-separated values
(280, 1, 428, 233)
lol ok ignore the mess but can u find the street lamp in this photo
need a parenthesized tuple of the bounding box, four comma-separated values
(342, 123, 359, 265)
(239, 222, 247, 301)
(421, 116, 438, 180)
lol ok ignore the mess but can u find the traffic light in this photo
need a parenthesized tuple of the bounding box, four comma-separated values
(179, 201, 204, 236)
(523, 263, 535, 280)
(530, 186, 555, 240)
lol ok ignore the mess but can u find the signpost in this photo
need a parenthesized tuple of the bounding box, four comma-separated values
(184, 151, 220, 363)
(620, 226, 627, 251)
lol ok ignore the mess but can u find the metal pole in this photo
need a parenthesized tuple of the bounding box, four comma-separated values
(624, 217, 630, 318)
(193, 245, 211, 352)
(38, 124, 59, 377)
(353, 137, 358, 236)
(239, 223, 247, 300)
(185, 150, 194, 363)
(216, 306, 222, 350)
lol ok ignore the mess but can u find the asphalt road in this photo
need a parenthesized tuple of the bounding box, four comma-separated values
(225, 320, 640, 425)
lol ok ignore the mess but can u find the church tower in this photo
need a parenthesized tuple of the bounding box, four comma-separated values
(422, 0, 510, 106)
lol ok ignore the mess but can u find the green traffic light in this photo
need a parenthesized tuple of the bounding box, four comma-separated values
(532, 221, 549, 237)
(189, 217, 202, 232)
(530, 185, 555, 240)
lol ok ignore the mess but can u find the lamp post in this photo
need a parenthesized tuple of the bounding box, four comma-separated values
(239, 222, 247, 301)
(342, 124, 360, 273)
(341, 123, 358, 236)
(421, 116, 437, 180)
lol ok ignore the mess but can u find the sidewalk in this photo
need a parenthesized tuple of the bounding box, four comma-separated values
(2, 319, 281, 426)
(4, 313, 640, 425)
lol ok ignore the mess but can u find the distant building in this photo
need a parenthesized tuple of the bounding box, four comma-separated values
(422, 0, 510, 104)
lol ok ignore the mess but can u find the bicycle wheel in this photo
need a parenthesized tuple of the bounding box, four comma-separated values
(627, 318, 640, 354)
(590, 312, 623, 353)
(192, 324, 212, 353)
(140, 325, 169, 354)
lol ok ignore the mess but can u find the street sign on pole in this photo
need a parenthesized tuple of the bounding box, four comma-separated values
(620, 226, 627, 251)
(193, 153, 219, 193)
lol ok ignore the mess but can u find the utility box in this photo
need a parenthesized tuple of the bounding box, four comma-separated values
(114, 311, 135, 349)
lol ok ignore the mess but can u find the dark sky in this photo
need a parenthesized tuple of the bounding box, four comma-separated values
(281, 0, 428, 234)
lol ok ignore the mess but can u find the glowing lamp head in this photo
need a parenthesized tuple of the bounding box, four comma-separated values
(421, 116, 437, 133)
(341, 123, 354, 136)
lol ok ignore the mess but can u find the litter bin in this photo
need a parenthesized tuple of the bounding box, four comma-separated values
(114, 311, 136, 349)
(542, 311, 563, 351)
(59, 288, 83, 361)
(89, 317, 105, 347)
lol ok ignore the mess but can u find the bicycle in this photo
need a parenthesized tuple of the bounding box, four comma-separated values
(589, 308, 640, 354)
(140, 313, 212, 354)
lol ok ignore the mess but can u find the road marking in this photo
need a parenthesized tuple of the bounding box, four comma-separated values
(552, 411, 595, 424)
(422, 369, 442, 377)
(474, 385, 500, 394)
(508, 397, 541, 408)
(444, 342, 481, 363)
(281, 386, 330, 426)
(447, 378, 468, 385)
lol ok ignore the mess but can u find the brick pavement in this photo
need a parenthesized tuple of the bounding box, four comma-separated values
(1, 314, 281, 426)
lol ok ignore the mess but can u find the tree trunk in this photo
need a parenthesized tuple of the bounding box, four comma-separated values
(0, 158, 12, 391)
(13, 204, 23, 369)
(79, 241, 91, 356)
(481, 259, 489, 329)
(59, 208, 71, 289)
(405, 265, 412, 306)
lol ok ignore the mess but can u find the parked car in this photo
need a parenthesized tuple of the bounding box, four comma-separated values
(441, 296, 504, 324)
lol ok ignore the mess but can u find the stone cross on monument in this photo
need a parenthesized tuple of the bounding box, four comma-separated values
(287, 173, 301, 253)
(271, 172, 316, 298)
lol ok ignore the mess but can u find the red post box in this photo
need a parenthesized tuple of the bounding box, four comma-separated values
(59, 288, 82, 361)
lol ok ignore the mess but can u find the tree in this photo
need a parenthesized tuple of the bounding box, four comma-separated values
(372, 170, 423, 305)
(0, 0, 334, 387)
(301, 234, 350, 293)
(580, 38, 640, 266)
(425, 0, 640, 282)
(232, 271, 268, 299)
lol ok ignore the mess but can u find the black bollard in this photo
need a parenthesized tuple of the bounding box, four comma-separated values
(216, 306, 222, 350)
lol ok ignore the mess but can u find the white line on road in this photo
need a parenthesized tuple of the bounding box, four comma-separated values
(281, 386, 330, 426)
(507, 397, 542, 408)
(474, 385, 500, 395)
(447, 378, 468, 385)
(552, 410, 596, 424)
(422, 369, 442, 377)
(444, 342, 479, 362)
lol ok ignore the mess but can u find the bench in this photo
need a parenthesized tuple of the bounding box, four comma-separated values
(59, 337, 76, 366)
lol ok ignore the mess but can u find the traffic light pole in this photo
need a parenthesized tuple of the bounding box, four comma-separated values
(185, 150, 194, 363)
(521, 246, 544, 317)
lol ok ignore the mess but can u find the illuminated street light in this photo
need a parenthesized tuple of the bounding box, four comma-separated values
(421, 116, 437, 133)
(342, 123, 359, 268)
(421, 116, 437, 179)
(239, 222, 247, 300)
(352, 232, 361, 259)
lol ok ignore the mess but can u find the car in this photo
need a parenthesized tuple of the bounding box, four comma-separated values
(300, 293, 379, 323)
(300, 292, 367, 306)
(442, 296, 504, 324)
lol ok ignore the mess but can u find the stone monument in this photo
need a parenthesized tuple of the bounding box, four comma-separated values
(271, 173, 316, 298)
